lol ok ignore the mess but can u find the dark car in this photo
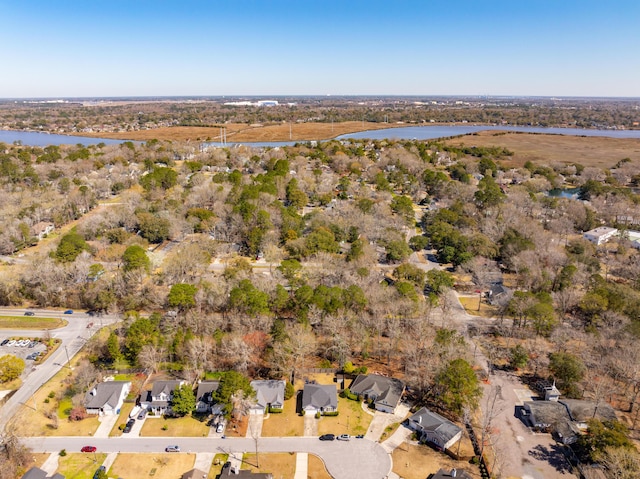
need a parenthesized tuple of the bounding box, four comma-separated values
(0, 339, 8, 346)
(24, 311, 35, 316)
(63, 309, 73, 314)
(319, 434, 335, 441)
(81, 446, 97, 452)
(93, 465, 106, 479)
(123, 418, 135, 433)
(355, 434, 365, 439)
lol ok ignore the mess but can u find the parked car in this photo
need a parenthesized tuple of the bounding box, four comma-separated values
(6, 340, 16, 347)
(81, 446, 97, 453)
(64, 309, 73, 314)
(28, 341, 36, 348)
(0, 339, 8, 346)
(93, 465, 106, 479)
(355, 434, 364, 439)
(165, 445, 180, 452)
(24, 311, 35, 316)
(123, 418, 135, 433)
(337, 434, 350, 441)
(26, 353, 38, 360)
(216, 422, 225, 433)
(319, 434, 335, 441)
(137, 409, 147, 420)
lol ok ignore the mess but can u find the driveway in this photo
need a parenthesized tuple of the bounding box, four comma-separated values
(303, 414, 317, 436)
(365, 403, 409, 442)
(94, 415, 120, 438)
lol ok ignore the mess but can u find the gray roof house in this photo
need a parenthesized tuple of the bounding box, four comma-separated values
(301, 384, 338, 415)
(84, 380, 131, 416)
(349, 374, 405, 413)
(562, 399, 617, 428)
(430, 469, 473, 479)
(21, 468, 65, 479)
(250, 380, 285, 414)
(407, 407, 462, 451)
(142, 380, 184, 416)
(195, 380, 219, 414)
(522, 401, 577, 444)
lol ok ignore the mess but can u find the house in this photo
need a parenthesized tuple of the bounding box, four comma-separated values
(220, 462, 273, 478)
(301, 384, 338, 415)
(32, 222, 54, 240)
(487, 283, 512, 307)
(21, 468, 65, 479)
(521, 401, 577, 444)
(430, 469, 473, 479)
(84, 380, 131, 416)
(141, 380, 184, 416)
(407, 407, 462, 450)
(250, 380, 285, 414)
(195, 380, 220, 414)
(181, 468, 208, 479)
(348, 374, 405, 414)
(583, 227, 618, 245)
(561, 399, 617, 429)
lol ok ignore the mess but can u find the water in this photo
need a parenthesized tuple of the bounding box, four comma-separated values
(547, 188, 581, 199)
(3, 124, 640, 147)
(0, 130, 128, 147)
(336, 125, 640, 141)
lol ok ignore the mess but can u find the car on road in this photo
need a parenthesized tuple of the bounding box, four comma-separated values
(355, 434, 364, 439)
(319, 434, 335, 441)
(24, 311, 35, 316)
(81, 446, 97, 452)
(93, 465, 106, 479)
(137, 408, 147, 420)
(165, 445, 180, 452)
(337, 434, 350, 441)
(123, 418, 135, 433)
(63, 309, 73, 314)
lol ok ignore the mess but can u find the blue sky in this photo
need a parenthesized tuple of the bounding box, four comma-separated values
(1, 0, 639, 97)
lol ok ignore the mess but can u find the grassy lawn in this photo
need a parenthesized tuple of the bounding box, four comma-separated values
(260, 398, 304, 437)
(392, 444, 481, 479)
(242, 453, 296, 479)
(57, 453, 107, 479)
(208, 453, 229, 478)
(10, 356, 101, 436)
(379, 421, 402, 442)
(317, 396, 372, 436)
(308, 454, 332, 479)
(0, 316, 66, 329)
(110, 402, 136, 437)
(140, 415, 210, 437)
(109, 453, 195, 479)
(458, 296, 499, 318)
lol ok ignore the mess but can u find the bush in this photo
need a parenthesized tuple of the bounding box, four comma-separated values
(341, 388, 359, 401)
(343, 361, 355, 374)
(162, 424, 168, 431)
(315, 411, 321, 419)
(69, 407, 88, 421)
(284, 381, 295, 400)
(323, 411, 339, 417)
(268, 407, 283, 414)
(48, 391, 56, 399)
(59, 449, 67, 456)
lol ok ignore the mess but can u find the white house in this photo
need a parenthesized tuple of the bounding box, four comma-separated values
(583, 227, 618, 245)
(84, 380, 131, 416)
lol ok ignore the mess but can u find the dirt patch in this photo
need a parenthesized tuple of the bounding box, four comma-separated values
(392, 443, 481, 479)
(443, 130, 640, 168)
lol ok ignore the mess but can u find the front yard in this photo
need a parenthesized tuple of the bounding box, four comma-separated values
(140, 415, 210, 437)
(108, 453, 195, 479)
(392, 443, 481, 479)
(260, 397, 304, 437)
(316, 396, 373, 436)
(57, 453, 107, 479)
(241, 452, 296, 479)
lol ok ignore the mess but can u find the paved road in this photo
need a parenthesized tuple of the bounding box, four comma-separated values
(0, 308, 120, 432)
(22, 436, 391, 479)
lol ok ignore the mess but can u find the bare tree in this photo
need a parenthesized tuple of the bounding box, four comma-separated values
(138, 344, 166, 375)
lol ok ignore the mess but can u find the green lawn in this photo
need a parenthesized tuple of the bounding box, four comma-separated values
(140, 415, 211, 437)
(317, 396, 372, 436)
(260, 398, 304, 437)
(57, 453, 107, 479)
(0, 316, 66, 329)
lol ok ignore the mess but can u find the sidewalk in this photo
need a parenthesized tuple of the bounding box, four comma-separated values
(293, 452, 308, 479)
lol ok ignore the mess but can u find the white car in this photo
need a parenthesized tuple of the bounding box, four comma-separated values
(7, 340, 16, 347)
(337, 434, 350, 441)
